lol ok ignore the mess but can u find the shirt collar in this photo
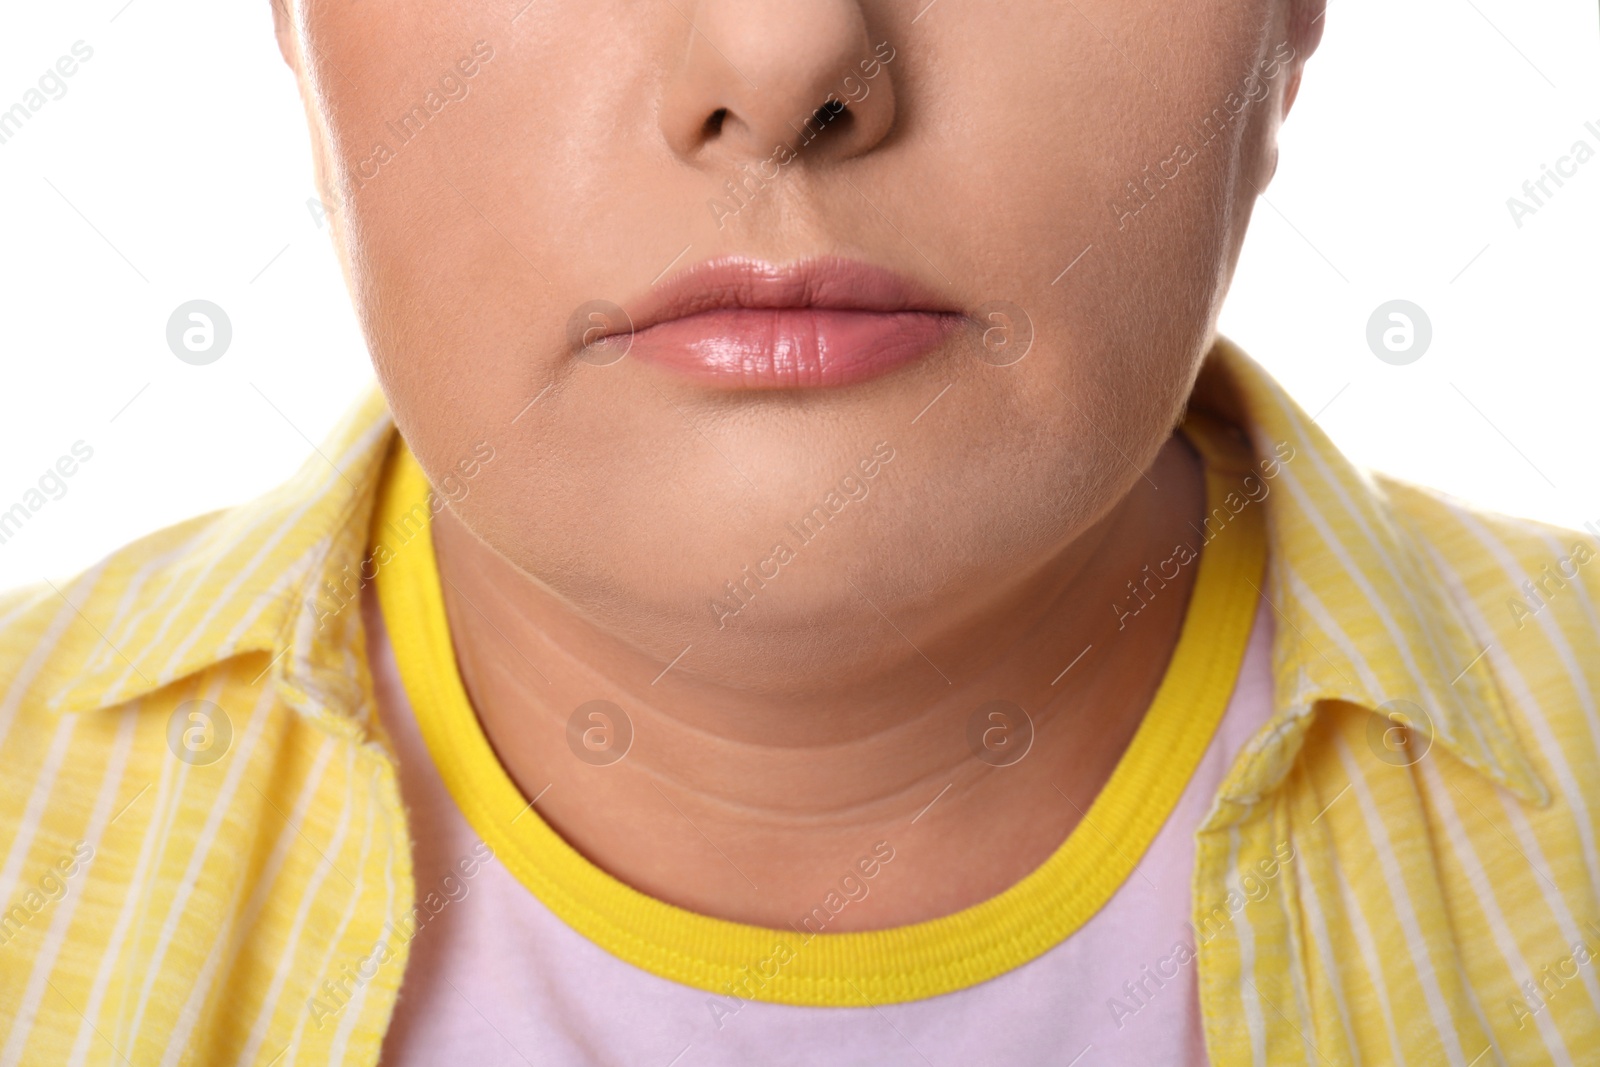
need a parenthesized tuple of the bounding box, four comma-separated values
(1199, 337, 1547, 806)
(41, 385, 396, 719)
(43, 344, 1547, 805)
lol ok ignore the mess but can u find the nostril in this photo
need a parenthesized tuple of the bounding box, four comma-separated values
(807, 100, 852, 143)
(815, 99, 848, 125)
(693, 99, 856, 154)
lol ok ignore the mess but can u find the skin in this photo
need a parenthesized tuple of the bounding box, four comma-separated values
(274, 0, 1323, 930)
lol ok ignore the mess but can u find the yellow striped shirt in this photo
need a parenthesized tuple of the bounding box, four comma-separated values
(1, 337, 1597, 1065)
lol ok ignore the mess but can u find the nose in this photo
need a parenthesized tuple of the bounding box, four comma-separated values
(659, 0, 896, 166)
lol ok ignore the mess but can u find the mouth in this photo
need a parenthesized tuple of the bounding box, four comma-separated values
(587, 256, 965, 389)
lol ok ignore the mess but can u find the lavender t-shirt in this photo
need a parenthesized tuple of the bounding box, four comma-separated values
(365, 594, 1275, 1067)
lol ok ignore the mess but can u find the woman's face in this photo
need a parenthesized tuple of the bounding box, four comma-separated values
(280, 0, 1313, 676)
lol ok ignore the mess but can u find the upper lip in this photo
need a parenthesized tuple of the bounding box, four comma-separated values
(610, 255, 958, 338)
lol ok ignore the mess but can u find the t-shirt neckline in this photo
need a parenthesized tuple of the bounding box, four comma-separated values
(371, 414, 1267, 1007)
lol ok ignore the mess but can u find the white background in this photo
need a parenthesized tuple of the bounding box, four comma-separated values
(1, 1, 1597, 591)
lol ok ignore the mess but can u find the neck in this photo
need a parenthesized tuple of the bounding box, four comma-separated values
(428, 432, 1206, 930)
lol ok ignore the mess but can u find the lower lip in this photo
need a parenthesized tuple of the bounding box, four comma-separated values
(615, 308, 964, 389)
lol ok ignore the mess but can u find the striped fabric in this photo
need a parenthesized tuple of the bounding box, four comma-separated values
(0, 336, 1596, 1065)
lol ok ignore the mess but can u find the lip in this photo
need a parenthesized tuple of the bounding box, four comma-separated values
(591, 256, 964, 389)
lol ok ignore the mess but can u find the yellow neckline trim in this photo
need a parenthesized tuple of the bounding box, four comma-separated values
(372, 416, 1266, 1007)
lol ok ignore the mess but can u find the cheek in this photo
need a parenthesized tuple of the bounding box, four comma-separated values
(873, 0, 1273, 462)
(314, 6, 690, 446)
(301, 0, 1278, 684)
